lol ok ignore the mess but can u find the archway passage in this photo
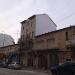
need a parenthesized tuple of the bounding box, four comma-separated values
(38, 54, 48, 69)
(50, 53, 59, 67)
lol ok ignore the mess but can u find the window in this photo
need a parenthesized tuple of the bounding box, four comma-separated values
(26, 29, 28, 32)
(66, 32, 68, 40)
(47, 38, 55, 48)
(22, 25, 24, 30)
(73, 27, 75, 35)
(36, 40, 44, 49)
(66, 59, 71, 62)
(32, 32, 34, 37)
(21, 35, 24, 40)
(31, 22, 32, 27)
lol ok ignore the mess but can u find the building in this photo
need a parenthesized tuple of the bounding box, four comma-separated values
(21, 14, 57, 39)
(0, 44, 19, 63)
(33, 26, 75, 67)
(20, 14, 57, 67)
(20, 14, 75, 69)
(20, 14, 57, 51)
(20, 26, 75, 69)
(0, 33, 18, 63)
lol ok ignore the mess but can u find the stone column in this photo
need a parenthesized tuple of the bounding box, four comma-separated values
(23, 53, 28, 66)
(47, 53, 50, 68)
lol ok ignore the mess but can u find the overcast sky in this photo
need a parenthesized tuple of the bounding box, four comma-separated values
(0, 0, 75, 42)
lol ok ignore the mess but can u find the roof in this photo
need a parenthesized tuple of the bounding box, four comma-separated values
(21, 15, 36, 24)
(0, 44, 19, 49)
(20, 14, 56, 26)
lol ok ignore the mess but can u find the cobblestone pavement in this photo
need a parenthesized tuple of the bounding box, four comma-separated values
(0, 68, 51, 75)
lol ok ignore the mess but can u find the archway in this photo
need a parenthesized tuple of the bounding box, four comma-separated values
(38, 54, 48, 69)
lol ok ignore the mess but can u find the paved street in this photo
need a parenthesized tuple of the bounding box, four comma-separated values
(0, 68, 51, 75)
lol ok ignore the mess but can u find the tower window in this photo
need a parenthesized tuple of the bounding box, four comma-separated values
(22, 26, 24, 30)
(31, 22, 32, 27)
(66, 32, 68, 40)
(32, 32, 34, 37)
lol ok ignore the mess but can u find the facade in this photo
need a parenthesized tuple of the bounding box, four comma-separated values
(20, 14, 57, 53)
(20, 14, 75, 69)
(33, 26, 75, 65)
(0, 44, 19, 62)
(20, 26, 75, 69)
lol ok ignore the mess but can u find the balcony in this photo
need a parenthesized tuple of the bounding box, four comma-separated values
(66, 39, 75, 49)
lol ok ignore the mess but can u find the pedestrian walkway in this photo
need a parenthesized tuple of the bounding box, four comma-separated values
(22, 67, 52, 75)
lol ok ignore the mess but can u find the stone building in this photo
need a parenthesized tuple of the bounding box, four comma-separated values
(0, 44, 19, 63)
(20, 14, 75, 69)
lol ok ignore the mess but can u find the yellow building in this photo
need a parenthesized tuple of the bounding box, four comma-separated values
(0, 44, 19, 61)
(33, 26, 75, 65)
(21, 27, 75, 68)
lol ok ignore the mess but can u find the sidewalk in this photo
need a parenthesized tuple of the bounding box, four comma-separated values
(22, 67, 52, 75)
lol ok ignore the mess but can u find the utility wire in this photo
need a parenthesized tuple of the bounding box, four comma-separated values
(56, 12, 75, 23)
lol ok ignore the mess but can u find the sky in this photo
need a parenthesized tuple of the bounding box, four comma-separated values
(0, 0, 75, 43)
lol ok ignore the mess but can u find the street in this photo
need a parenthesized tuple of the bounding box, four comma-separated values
(0, 68, 51, 75)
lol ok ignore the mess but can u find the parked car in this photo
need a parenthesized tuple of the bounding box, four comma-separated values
(51, 62, 75, 75)
(0, 60, 3, 67)
(8, 62, 21, 70)
(1, 61, 8, 68)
